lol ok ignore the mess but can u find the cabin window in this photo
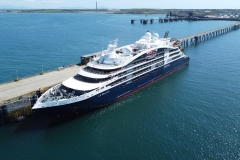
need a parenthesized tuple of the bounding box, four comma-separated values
(157, 48, 165, 53)
(83, 66, 119, 75)
(172, 55, 181, 60)
(73, 74, 110, 83)
(169, 48, 179, 53)
(169, 52, 179, 57)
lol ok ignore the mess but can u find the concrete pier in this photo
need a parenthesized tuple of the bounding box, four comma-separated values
(179, 23, 240, 47)
(131, 17, 240, 24)
(0, 65, 84, 123)
(0, 65, 83, 103)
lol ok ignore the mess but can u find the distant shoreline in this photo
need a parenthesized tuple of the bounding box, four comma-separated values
(0, 9, 239, 17)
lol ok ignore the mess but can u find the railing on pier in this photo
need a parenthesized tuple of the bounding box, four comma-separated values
(131, 17, 240, 24)
(178, 23, 240, 47)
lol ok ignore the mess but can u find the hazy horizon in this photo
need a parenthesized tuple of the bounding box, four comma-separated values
(0, 0, 239, 9)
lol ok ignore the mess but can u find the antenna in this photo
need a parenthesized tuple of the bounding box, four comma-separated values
(102, 38, 103, 52)
(101, 30, 103, 52)
(114, 39, 118, 46)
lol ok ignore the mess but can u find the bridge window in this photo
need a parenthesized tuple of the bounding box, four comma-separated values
(157, 48, 165, 53)
(73, 74, 110, 83)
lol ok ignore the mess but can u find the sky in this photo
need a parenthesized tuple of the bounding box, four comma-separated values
(0, 0, 240, 9)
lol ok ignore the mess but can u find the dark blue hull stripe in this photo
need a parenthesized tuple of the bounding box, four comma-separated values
(33, 57, 189, 116)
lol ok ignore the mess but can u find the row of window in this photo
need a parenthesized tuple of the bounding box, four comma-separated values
(157, 48, 166, 53)
(107, 77, 127, 87)
(130, 52, 164, 66)
(133, 67, 151, 77)
(169, 51, 180, 57)
(107, 59, 165, 88)
(169, 48, 179, 53)
(132, 73, 148, 82)
(172, 55, 181, 60)
(73, 74, 110, 83)
(84, 66, 120, 75)
(120, 57, 164, 78)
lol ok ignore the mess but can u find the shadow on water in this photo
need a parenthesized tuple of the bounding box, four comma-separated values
(14, 108, 99, 133)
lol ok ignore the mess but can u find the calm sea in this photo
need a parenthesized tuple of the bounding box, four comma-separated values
(0, 13, 240, 160)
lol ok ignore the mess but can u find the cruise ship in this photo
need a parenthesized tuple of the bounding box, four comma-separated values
(32, 31, 189, 116)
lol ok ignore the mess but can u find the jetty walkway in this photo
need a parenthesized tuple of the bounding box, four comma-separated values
(0, 65, 83, 103)
(131, 17, 240, 24)
(179, 23, 240, 47)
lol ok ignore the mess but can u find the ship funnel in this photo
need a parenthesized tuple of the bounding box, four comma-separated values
(164, 31, 169, 38)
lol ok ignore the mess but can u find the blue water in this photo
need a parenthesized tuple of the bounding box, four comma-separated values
(0, 13, 235, 83)
(0, 13, 240, 159)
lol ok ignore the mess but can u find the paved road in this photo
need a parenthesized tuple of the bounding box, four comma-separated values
(0, 65, 83, 103)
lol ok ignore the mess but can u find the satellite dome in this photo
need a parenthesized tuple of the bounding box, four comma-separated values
(144, 31, 152, 40)
(122, 46, 132, 56)
(152, 33, 159, 40)
(108, 52, 119, 58)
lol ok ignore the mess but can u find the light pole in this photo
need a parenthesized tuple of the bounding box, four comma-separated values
(41, 65, 44, 75)
(15, 70, 19, 81)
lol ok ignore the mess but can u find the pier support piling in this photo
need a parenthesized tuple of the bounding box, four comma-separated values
(178, 23, 239, 48)
(150, 19, 154, 24)
(143, 20, 148, 24)
(194, 37, 197, 44)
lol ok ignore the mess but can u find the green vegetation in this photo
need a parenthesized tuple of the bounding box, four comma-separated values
(117, 9, 162, 14)
(2, 9, 108, 13)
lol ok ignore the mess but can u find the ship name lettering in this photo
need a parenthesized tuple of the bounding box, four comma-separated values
(101, 90, 110, 96)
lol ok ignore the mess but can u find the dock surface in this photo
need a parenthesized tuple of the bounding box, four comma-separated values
(0, 65, 83, 103)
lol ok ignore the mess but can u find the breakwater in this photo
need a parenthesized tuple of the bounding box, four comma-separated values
(131, 17, 240, 24)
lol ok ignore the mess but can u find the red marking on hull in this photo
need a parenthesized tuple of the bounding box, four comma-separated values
(42, 61, 189, 118)
(105, 62, 189, 106)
